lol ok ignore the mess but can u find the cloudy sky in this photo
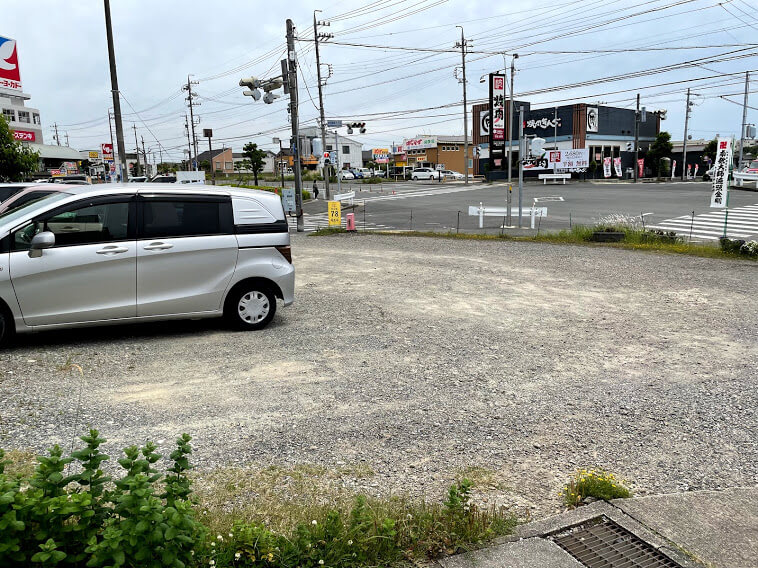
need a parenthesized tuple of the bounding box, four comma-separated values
(4, 0, 757, 161)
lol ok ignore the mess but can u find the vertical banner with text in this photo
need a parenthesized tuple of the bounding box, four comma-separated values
(710, 137, 732, 208)
(603, 157, 612, 178)
(671, 160, 676, 179)
(637, 159, 645, 179)
(489, 73, 506, 174)
(613, 157, 622, 178)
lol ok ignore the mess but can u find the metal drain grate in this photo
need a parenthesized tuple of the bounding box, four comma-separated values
(550, 515, 683, 568)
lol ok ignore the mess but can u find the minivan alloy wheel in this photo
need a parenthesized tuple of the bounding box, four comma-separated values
(238, 291, 269, 324)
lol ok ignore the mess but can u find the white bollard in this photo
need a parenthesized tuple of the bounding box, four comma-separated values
(479, 202, 484, 229)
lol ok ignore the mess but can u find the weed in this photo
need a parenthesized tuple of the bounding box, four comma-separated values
(56, 355, 83, 375)
(561, 468, 631, 508)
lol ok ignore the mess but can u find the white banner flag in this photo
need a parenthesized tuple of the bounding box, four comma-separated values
(613, 157, 622, 177)
(603, 157, 612, 178)
(710, 137, 732, 208)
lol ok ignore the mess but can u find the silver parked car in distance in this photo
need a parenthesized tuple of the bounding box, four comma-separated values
(0, 184, 294, 345)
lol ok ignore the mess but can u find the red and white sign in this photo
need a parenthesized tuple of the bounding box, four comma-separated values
(404, 137, 437, 150)
(50, 169, 64, 177)
(671, 160, 677, 179)
(603, 157, 612, 178)
(638, 159, 645, 178)
(0, 36, 23, 93)
(491, 74, 506, 141)
(710, 137, 732, 208)
(12, 129, 35, 142)
(101, 143, 114, 161)
(613, 157, 622, 178)
(548, 149, 589, 171)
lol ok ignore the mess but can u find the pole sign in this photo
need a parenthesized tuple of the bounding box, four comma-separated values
(101, 143, 114, 160)
(328, 201, 342, 227)
(281, 188, 296, 212)
(0, 36, 23, 94)
(710, 137, 732, 208)
(489, 73, 506, 174)
(371, 148, 390, 163)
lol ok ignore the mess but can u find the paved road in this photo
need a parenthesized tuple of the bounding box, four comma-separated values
(297, 180, 758, 241)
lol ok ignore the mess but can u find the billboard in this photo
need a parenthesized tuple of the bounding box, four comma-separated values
(101, 143, 114, 161)
(404, 136, 437, 150)
(490, 75, 506, 142)
(0, 36, 22, 93)
(548, 149, 589, 171)
(371, 148, 389, 163)
(12, 129, 35, 142)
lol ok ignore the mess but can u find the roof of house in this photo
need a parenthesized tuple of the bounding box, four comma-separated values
(195, 148, 231, 162)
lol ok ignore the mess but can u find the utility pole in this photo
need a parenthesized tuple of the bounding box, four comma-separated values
(739, 71, 750, 170)
(64, 132, 69, 147)
(455, 26, 471, 184)
(141, 135, 147, 178)
(132, 124, 140, 178)
(633, 93, 640, 183)
(682, 88, 691, 181)
(286, 19, 304, 232)
(314, 11, 332, 200)
(184, 114, 192, 171)
(52, 122, 60, 145)
(183, 75, 200, 170)
(518, 105, 524, 228)
(103, 0, 126, 182)
(507, 54, 517, 183)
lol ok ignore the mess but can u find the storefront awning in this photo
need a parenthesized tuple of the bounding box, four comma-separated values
(26, 143, 84, 161)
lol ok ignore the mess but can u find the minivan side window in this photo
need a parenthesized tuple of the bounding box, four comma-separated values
(12, 201, 130, 250)
(141, 199, 231, 239)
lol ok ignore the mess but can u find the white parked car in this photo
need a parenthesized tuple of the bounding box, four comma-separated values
(442, 170, 464, 180)
(338, 170, 355, 180)
(0, 184, 294, 345)
(411, 167, 438, 180)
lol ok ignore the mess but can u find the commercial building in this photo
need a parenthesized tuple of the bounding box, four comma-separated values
(402, 135, 474, 174)
(472, 101, 662, 178)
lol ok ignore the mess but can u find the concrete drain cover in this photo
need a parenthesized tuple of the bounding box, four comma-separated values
(550, 515, 682, 567)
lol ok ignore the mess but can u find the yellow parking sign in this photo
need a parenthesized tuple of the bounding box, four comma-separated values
(328, 201, 342, 227)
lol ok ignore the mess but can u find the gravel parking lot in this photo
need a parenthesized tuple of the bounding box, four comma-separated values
(1, 234, 756, 517)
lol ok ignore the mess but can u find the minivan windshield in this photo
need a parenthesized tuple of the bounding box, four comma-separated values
(0, 192, 71, 227)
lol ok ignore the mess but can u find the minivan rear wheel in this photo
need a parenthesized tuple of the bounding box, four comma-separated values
(225, 285, 277, 331)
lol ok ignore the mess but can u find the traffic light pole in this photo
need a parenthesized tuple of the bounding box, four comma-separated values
(314, 11, 331, 200)
(286, 19, 304, 232)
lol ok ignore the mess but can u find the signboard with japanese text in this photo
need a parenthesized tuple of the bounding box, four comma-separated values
(0, 36, 23, 94)
(490, 75, 505, 142)
(548, 149, 589, 171)
(371, 148, 390, 163)
(613, 157, 622, 178)
(525, 117, 561, 130)
(281, 188, 296, 212)
(88, 151, 99, 159)
(603, 157, 612, 178)
(12, 129, 35, 142)
(710, 137, 732, 208)
(101, 143, 114, 160)
(404, 136, 437, 150)
(50, 169, 64, 177)
(328, 201, 342, 226)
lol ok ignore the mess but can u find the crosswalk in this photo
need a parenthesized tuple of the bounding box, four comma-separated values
(648, 203, 758, 241)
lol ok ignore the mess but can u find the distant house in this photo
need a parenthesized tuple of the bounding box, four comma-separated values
(232, 150, 276, 173)
(195, 148, 234, 175)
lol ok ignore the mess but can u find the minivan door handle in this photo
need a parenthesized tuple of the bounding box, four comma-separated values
(143, 242, 173, 251)
(96, 246, 129, 255)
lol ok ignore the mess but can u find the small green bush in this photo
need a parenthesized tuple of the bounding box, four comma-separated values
(561, 469, 631, 508)
(0, 431, 204, 567)
(361, 177, 382, 184)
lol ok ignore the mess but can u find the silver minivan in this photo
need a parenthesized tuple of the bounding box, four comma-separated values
(0, 184, 294, 345)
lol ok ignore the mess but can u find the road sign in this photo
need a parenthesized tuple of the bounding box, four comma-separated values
(328, 201, 342, 226)
(282, 188, 296, 212)
(436, 164, 445, 171)
(327, 120, 342, 128)
(203, 128, 213, 138)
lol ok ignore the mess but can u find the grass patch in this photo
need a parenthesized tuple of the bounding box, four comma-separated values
(309, 227, 349, 236)
(2, 448, 36, 477)
(310, 225, 756, 261)
(561, 468, 632, 509)
(455, 466, 503, 490)
(195, 468, 517, 566)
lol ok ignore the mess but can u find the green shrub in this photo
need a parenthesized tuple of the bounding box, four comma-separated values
(561, 469, 631, 508)
(0, 431, 204, 567)
(720, 237, 745, 254)
(361, 177, 382, 184)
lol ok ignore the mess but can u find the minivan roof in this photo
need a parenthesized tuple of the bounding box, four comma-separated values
(0, 183, 283, 234)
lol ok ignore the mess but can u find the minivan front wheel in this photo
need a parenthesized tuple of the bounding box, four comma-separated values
(225, 285, 277, 330)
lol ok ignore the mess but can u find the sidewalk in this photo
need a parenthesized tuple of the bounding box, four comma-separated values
(438, 487, 757, 568)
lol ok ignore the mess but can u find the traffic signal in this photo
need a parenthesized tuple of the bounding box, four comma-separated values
(323, 151, 330, 165)
(346, 122, 366, 134)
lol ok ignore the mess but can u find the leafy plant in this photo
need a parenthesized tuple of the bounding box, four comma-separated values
(0, 114, 39, 181)
(561, 469, 631, 508)
(740, 240, 758, 256)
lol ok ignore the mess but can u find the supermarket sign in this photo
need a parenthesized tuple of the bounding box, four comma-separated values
(0, 35, 23, 93)
(12, 129, 35, 142)
(404, 136, 437, 150)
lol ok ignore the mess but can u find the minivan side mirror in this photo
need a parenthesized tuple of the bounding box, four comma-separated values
(28, 231, 55, 258)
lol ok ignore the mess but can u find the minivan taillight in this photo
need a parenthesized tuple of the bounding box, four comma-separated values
(275, 245, 292, 263)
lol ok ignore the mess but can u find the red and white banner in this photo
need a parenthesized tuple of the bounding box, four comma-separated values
(12, 129, 35, 142)
(694, 164, 699, 177)
(637, 159, 645, 178)
(101, 143, 114, 161)
(671, 160, 677, 179)
(603, 157, 612, 178)
(710, 137, 732, 208)
(687, 164, 692, 178)
(490, 74, 506, 141)
(0, 36, 23, 94)
(613, 157, 622, 178)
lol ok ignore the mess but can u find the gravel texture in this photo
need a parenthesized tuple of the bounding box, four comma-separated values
(1, 234, 756, 518)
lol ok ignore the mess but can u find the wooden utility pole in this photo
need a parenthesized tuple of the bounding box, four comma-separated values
(286, 19, 304, 232)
